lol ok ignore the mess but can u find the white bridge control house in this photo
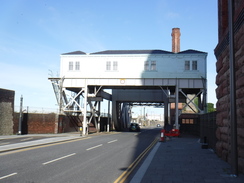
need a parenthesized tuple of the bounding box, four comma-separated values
(49, 28, 207, 136)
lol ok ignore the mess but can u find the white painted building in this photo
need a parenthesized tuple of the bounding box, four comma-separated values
(60, 49, 206, 83)
(50, 28, 208, 135)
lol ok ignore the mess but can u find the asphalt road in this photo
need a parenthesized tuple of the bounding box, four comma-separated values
(0, 128, 160, 183)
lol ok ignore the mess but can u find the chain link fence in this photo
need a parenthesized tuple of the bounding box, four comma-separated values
(15, 106, 59, 114)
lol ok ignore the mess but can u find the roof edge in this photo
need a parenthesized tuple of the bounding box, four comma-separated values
(178, 49, 207, 54)
(61, 51, 86, 55)
(90, 50, 173, 55)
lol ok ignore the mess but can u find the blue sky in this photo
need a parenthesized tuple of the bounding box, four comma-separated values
(0, 0, 218, 112)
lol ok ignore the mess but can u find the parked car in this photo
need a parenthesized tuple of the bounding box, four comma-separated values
(129, 123, 140, 132)
(157, 124, 161, 127)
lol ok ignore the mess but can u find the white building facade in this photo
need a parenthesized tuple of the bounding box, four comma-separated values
(60, 49, 206, 83)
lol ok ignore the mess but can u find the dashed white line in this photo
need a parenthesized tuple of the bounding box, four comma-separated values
(0, 172, 17, 180)
(86, 144, 103, 151)
(20, 137, 33, 141)
(107, 139, 118, 144)
(43, 153, 76, 165)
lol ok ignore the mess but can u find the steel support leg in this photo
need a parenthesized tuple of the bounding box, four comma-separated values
(82, 80, 88, 137)
(175, 80, 179, 129)
(107, 100, 110, 132)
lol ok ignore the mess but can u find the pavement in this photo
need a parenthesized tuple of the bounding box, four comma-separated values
(130, 134, 244, 183)
(0, 133, 82, 153)
(1, 133, 244, 183)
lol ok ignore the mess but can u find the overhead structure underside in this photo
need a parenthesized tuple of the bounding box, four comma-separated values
(49, 77, 207, 135)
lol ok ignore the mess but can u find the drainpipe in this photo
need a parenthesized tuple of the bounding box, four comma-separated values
(228, 0, 238, 176)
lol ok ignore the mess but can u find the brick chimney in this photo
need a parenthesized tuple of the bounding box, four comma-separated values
(171, 28, 181, 53)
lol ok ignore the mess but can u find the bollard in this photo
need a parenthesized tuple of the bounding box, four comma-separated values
(160, 129, 165, 142)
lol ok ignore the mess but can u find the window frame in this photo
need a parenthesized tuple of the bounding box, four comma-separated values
(75, 61, 80, 71)
(150, 61, 156, 71)
(192, 60, 197, 70)
(185, 60, 190, 71)
(69, 61, 73, 71)
(113, 61, 118, 71)
(144, 61, 149, 71)
(106, 61, 111, 71)
(144, 60, 157, 71)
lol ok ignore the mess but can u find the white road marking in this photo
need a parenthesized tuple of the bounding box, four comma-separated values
(0, 142, 10, 145)
(0, 172, 17, 180)
(43, 153, 76, 165)
(107, 139, 118, 144)
(130, 142, 160, 183)
(20, 137, 33, 141)
(86, 144, 103, 151)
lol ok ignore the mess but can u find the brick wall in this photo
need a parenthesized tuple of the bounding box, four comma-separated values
(214, 0, 244, 173)
(13, 113, 111, 134)
(0, 88, 15, 135)
(57, 115, 77, 133)
(13, 113, 59, 134)
(58, 115, 111, 133)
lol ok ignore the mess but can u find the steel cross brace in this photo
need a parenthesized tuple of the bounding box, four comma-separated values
(88, 100, 99, 130)
(179, 89, 203, 113)
(62, 88, 84, 112)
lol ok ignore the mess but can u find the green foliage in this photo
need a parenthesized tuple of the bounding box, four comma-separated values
(207, 103, 216, 112)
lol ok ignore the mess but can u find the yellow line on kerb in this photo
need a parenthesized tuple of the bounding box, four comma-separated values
(0, 137, 91, 156)
(114, 137, 158, 183)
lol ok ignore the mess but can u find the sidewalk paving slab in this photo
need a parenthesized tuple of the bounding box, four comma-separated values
(131, 135, 244, 183)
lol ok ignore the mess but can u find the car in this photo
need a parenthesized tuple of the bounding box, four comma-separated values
(157, 124, 161, 127)
(129, 123, 140, 132)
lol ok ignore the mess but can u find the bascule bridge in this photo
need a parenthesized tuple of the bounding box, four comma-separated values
(49, 28, 207, 136)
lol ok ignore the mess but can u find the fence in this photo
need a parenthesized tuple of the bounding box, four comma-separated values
(199, 111, 217, 151)
(15, 106, 59, 114)
(180, 112, 217, 151)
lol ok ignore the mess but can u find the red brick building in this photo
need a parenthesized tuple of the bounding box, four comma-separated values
(214, 0, 244, 173)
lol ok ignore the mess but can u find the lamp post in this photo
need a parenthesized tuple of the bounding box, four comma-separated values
(18, 95, 23, 135)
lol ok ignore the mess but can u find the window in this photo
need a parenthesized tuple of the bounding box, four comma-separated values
(75, 61, 80, 70)
(192, 60, 197, 70)
(106, 61, 111, 70)
(182, 119, 194, 124)
(151, 61, 156, 71)
(185, 60, 198, 71)
(185, 61, 190, 70)
(144, 61, 149, 71)
(106, 61, 119, 71)
(69, 61, 73, 70)
(113, 61, 118, 71)
(144, 61, 156, 71)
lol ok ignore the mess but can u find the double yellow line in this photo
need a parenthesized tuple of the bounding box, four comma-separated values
(114, 137, 159, 183)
